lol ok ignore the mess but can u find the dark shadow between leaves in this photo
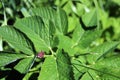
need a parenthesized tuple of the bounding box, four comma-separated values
(5, 69, 25, 80)
(29, 73, 39, 80)
(79, 18, 97, 30)
(0, 70, 10, 79)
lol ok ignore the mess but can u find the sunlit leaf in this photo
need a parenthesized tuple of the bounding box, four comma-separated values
(0, 53, 26, 67)
(14, 57, 35, 74)
(38, 50, 73, 80)
(0, 26, 34, 55)
(30, 7, 68, 34)
(82, 8, 97, 27)
(15, 16, 54, 52)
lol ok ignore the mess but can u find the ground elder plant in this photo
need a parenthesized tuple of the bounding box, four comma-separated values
(0, 3, 120, 80)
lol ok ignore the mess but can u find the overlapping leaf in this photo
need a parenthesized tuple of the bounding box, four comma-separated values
(58, 24, 101, 56)
(82, 9, 97, 27)
(93, 55, 120, 80)
(38, 56, 57, 80)
(38, 50, 73, 80)
(0, 53, 26, 67)
(58, 35, 76, 56)
(56, 50, 73, 80)
(14, 57, 35, 74)
(0, 26, 33, 55)
(88, 41, 120, 62)
(30, 7, 68, 34)
(72, 24, 101, 50)
(14, 16, 54, 52)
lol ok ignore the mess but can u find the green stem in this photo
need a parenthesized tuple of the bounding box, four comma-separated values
(49, 47, 56, 56)
(93, 0, 100, 29)
(0, 37, 3, 51)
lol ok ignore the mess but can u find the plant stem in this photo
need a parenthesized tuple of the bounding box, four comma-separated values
(93, 0, 100, 29)
(0, 37, 3, 51)
(49, 47, 56, 56)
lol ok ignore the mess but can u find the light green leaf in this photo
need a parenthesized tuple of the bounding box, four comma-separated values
(58, 35, 77, 56)
(14, 16, 54, 52)
(55, 8, 68, 34)
(0, 26, 33, 55)
(81, 72, 93, 80)
(0, 36, 3, 51)
(81, 70, 101, 80)
(72, 24, 101, 50)
(30, 7, 68, 34)
(93, 55, 120, 80)
(72, 24, 84, 43)
(23, 72, 33, 80)
(58, 28, 100, 56)
(14, 57, 34, 74)
(38, 56, 58, 80)
(0, 53, 26, 67)
(71, 58, 87, 80)
(38, 50, 73, 80)
(90, 41, 120, 62)
(82, 9, 97, 27)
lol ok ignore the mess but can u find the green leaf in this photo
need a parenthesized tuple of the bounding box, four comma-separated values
(14, 16, 54, 52)
(56, 50, 73, 80)
(72, 24, 84, 44)
(23, 72, 33, 80)
(14, 57, 34, 74)
(90, 41, 120, 62)
(38, 56, 58, 80)
(30, 7, 68, 34)
(58, 27, 101, 56)
(55, 8, 68, 34)
(71, 58, 87, 80)
(58, 35, 76, 56)
(0, 53, 26, 67)
(81, 70, 101, 80)
(72, 24, 101, 50)
(38, 50, 73, 80)
(82, 9, 97, 27)
(93, 55, 120, 80)
(0, 26, 33, 55)
(81, 72, 93, 80)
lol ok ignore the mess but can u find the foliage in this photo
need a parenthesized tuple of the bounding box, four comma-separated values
(0, 0, 120, 80)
